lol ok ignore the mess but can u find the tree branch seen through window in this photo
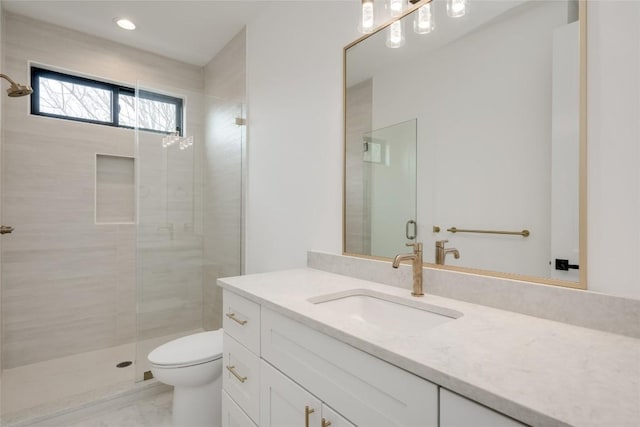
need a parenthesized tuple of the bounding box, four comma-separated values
(31, 67, 183, 135)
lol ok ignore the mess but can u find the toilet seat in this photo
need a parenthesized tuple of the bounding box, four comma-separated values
(148, 330, 223, 368)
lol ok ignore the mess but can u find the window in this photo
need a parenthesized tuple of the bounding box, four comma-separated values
(31, 67, 183, 134)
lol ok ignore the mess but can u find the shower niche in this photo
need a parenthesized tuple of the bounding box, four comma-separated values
(95, 154, 135, 224)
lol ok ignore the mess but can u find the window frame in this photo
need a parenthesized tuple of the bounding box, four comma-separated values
(30, 66, 184, 135)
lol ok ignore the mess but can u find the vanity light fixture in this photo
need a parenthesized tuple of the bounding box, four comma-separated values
(162, 131, 194, 150)
(360, 0, 375, 33)
(414, 2, 435, 34)
(388, 0, 405, 17)
(179, 136, 194, 150)
(162, 131, 180, 148)
(361, 0, 469, 47)
(446, 0, 468, 18)
(114, 18, 136, 31)
(386, 20, 405, 48)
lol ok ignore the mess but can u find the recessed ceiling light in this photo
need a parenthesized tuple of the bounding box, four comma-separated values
(114, 18, 136, 31)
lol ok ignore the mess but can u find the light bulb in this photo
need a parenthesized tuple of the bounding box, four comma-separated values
(386, 20, 405, 48)
(388, 0, 404, 18)
(114, 18, 136, 31)
(447, 0, 468, 18)
(361, 0, 375, 33)
(414, 2, 434, 34)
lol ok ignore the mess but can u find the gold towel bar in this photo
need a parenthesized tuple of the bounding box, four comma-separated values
(447, 227, 530, 237)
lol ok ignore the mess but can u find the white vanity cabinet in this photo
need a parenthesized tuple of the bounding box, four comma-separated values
(222, 290, 261, 426)
(261, 308, 438, 427)
(440, 389, 527, 427)
(261, 360, 354, 427)
(221, 289, 526, 427)
(222, 390, 257, 427)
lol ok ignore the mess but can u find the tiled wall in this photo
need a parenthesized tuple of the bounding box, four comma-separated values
(136, 128, 205, 341)
(202, 29, 246, 331)
(1, 13, 204, 368)
(345, 79, 373, 255)
(0, 2, 4, 386)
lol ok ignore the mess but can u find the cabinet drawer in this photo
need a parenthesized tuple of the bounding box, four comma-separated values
(261, 308, 438, 427)
(260, 360, 322, 427)
(323, 403, 356, 427)
(223, 290, 260, 354)
(222, 390, 257, 427)
(223, 333, 260, 424)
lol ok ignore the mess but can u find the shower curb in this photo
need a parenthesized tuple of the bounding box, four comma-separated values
(1, 380, 171, 427)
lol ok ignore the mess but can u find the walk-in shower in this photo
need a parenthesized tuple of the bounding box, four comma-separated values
(0, 16, 246, 425)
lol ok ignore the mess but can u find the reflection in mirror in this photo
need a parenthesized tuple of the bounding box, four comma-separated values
(344, 0, 584, 287)
(345, 117, 417, 259)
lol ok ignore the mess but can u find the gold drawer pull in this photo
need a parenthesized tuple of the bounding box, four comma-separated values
(304, 406, 315, 427)
(225, 312, 247, 325)
(322, 418, 332, 427)
(226, 365, 247, 383)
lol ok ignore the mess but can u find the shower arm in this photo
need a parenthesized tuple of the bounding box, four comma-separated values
(0, 74, 19, 86)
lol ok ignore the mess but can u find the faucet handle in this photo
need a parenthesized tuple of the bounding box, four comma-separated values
(405, 242, 423, 252)
(435, 240, 449, 248)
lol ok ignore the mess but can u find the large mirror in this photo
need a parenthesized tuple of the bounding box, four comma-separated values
(344, 0, 586, 288)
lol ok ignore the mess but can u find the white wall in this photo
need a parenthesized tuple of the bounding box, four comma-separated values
(587, 1, 640, 299)
(245, 1, 360, 273)
(245, 1, 640, 299)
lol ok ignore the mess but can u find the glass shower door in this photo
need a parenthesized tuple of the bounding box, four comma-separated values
(134, 82, 245, 382)
(134, 82, 203, 382)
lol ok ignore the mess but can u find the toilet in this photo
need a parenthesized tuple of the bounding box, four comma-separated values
(148, 329, 224, 427)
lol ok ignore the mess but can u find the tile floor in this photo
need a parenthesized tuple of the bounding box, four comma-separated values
(66, 390, 172, 427)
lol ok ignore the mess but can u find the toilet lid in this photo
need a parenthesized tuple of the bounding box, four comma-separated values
(148, 330, 224, 367)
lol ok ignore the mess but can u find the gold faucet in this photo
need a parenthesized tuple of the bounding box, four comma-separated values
(392, 242, 424, 297)
(435, 240, 460, 265)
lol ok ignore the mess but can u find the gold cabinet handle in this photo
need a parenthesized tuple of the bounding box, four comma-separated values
(304, 406, 315, 427)
(225, 312, 247, 325)
(322, 418, 332, 427)
(226, 365, 247, 383)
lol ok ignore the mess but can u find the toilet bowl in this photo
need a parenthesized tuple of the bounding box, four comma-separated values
(148, 330, 224, 427)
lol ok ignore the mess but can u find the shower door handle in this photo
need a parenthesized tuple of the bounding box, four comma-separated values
(406, 220, 416, 240)
(0, 225, 14, 235)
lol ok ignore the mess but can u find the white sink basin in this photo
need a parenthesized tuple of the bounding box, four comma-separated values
(309, 289, 462, 334)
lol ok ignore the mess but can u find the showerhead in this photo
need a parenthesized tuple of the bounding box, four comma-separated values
(0, 74, 32, 98)
(7, 83, 33, 97)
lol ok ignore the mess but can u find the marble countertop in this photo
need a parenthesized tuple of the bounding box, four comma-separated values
(218, 268, 640, 427)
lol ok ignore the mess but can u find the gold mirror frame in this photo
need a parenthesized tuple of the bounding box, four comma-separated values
(342, 0, 587, 290)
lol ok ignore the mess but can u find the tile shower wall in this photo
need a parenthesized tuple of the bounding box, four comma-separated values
(1, 13, 203, 368)
(136, 119, 205, 341)
(345, 79, 373, 255)
(0, 2, 4, 388)
(202, 29, 246, 330)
